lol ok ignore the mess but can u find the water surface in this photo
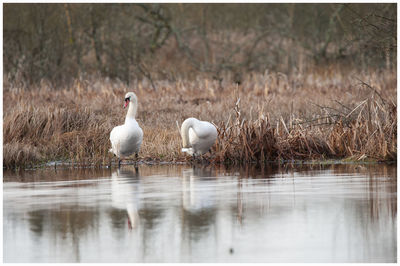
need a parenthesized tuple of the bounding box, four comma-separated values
(3, 163, 397, 262)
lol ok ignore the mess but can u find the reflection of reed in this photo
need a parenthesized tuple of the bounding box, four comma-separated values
(237, 178, 243, 225)
(331, 163, 397, 221)
(222, 163, 281, 179)
(3, 164, 189, 183)
(3, 168, 112, 182)
(329, 163, 397, 261)
(367, 164, 397, 221)
(27, 207, 99, 262)
(131, 164, 187, 178)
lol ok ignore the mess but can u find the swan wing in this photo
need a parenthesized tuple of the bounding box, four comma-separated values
(192, 121, 217, 140)
(125, 119, 143, 148)
(110, 121, 143, 157)
(110, 125, 124, 156)
(189, 121, 217, 155)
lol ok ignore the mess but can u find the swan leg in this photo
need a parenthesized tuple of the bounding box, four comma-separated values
(127, 214, 132, 230)
(118, 159, 122, 168)
(134, 153, 139, 168)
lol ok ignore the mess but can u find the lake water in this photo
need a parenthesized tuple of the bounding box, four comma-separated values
(3, 163, 397, 263)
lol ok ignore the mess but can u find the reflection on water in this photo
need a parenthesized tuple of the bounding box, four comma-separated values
(3, 163, 397, 262)
(111, 167, 140, 229)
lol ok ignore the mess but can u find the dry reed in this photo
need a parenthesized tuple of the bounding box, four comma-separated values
(3, 66, 396, 168)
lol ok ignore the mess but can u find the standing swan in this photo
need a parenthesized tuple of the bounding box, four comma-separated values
(180, 117, 217, 157)
(110, 92, 143, 167)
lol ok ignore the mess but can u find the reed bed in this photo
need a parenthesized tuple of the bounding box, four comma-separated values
(213, 97, 396, 164)
(3, 67, 396, 168)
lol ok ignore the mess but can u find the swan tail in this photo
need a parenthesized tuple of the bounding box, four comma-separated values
(182, 148, 194, 156)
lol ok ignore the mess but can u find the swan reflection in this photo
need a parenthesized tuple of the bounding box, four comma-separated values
(182, 166, 216, 211)
(111, 167, 140, 229)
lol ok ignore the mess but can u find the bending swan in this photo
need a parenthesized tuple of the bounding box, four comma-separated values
(110, 92, 143, 167)
(180, 117, 217, 156)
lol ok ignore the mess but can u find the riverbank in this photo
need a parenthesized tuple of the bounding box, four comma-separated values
(3, 67, 396, 169)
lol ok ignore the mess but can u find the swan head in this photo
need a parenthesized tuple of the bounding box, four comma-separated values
(123, 92, 137, 109)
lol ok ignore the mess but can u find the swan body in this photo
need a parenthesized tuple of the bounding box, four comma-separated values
(180, 117, 217, 156)
(110, 92, 143, 161)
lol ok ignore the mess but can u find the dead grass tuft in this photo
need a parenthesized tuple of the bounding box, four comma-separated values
(212, 94, 396, 164)
(3, 142, 43, 168)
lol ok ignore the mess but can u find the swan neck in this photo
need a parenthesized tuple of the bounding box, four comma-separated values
(181, 119, 195, 148)
(125, 101, 137, 121)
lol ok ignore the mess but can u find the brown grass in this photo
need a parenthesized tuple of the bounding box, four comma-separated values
(213, 100, 396, 164)
(3, 66, 396, 168)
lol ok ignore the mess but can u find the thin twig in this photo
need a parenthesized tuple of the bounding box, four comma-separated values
(355, 77, 387, 105)
(333, 99, 352, 111)
(176, 120, 181, 135)
(137, 63, 157, 91)
(311, 101, 347, 115)
(292, 114, 342, 126)
(345, 99, 367, 118)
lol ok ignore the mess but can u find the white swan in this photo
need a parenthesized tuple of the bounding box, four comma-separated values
(180, 117, 217, 156)
(110, 92, 143, 166)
